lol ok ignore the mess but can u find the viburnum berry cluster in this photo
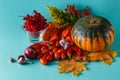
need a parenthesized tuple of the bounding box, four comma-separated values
(23, 10, 48, 32)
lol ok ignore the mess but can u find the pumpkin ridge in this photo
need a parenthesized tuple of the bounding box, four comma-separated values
(110, 25, 114, 32)
(93, 37, 100, 52)
(109, 30, 114, 44)
(96, 36, 100, 51)
(74, 36, 77, 46)
(103, 25, 114, 47)
(86, 27, 92, 52)
(81, 26, 90, 51)
(81, 37, 87, 50)
(105, 33, 111, 46)
(96, 30, 102, 52)
(105, 26, 113, 46)
(74, 29, 81, 47)
(110, 26, 115, 36)
(98, 25, 109, 49)
(77, 36, 81, 48)
(89, 28, 93, 52)
(86, 37, 92, 52)
(75, 34, 80, 47)
(98, 36, 105, 51)
(91, 27, 100, 52)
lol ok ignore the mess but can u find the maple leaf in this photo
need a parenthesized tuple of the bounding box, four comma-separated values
(71, 50, 118, 65)
(65, 5, 92, 19)
(57, 60, 87, 76)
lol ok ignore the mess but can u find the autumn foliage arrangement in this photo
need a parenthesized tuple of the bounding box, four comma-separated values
(20, 5, 117, 76)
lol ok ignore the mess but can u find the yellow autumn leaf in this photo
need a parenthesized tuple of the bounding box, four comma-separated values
(71, 49, 118, 65)
(57, 60, 87, 76)
(112, 51, 118, 57)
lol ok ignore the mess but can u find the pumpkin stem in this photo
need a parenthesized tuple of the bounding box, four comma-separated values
(90, 19, 96, 24)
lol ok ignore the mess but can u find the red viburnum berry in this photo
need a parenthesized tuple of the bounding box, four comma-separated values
(23, 10, 48, 32)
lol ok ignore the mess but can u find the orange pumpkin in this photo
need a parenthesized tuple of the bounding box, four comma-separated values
(72, 16, 115, 52)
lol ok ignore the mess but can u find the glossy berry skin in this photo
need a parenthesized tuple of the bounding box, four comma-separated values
(57, 48, 66, 53)
(54, 52, 61, 59)
(46, 55, 53, 61)
(23, 10, 48, 32)
(61, 53, 67, 59)
(40, 57, 47, 65)
(41, 46, 48, 52)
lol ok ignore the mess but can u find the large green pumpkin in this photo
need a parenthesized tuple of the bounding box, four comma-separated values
(72, 16, 115, 52)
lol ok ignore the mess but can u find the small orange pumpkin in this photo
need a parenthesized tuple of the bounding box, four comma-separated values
(72, 16, 115, 52)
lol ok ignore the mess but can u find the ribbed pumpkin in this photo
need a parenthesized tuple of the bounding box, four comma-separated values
(72, 16, 115, 52)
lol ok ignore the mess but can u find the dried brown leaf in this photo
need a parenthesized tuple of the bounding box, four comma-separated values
(57, 60, 86, 76)
(71, 50, 117, 65)
(112, 51, 118, 57)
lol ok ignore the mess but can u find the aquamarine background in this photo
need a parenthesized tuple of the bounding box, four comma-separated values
(0, 0, 120, 80)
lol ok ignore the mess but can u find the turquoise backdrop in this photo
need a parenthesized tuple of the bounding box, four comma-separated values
(0, 0, 120, 80)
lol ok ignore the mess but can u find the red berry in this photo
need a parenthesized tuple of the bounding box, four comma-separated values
(49, 41, 55, 45)
(42, 53, 49, 59)
(42, 49, 50, 54)
(54, 52, 61, 59)
(55, 41, 60, 47)
(23, 10, 48, 32)
(49, 51, 53, 55)
(40, 57, 47, 65)
(61, 53, 67, 60)
(41, 45, 48, 52)
(57, 48, 66, 53)
(49, 45, 56, 50)
(53, 47, 58, 52)
(37, 53, 43, 59)
(46, 55, 53, 61)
